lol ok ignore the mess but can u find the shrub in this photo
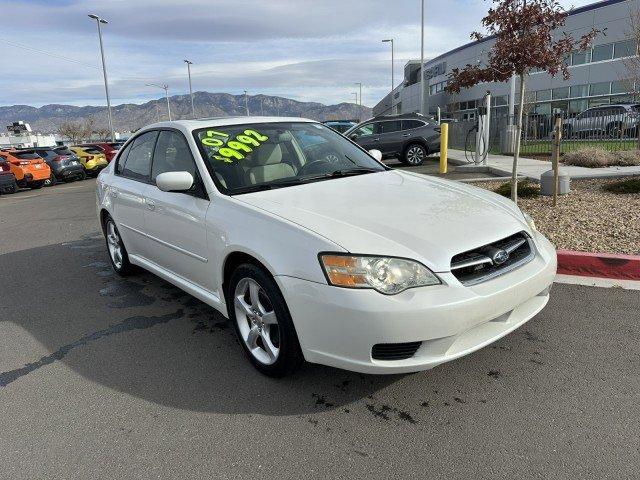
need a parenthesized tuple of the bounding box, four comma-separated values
(603, 178, 640, 194)
(563, 148, 640, 167)
(611, 150, 640, 167)
(494, 180, 540, 198)
(563, 148, 614, 167)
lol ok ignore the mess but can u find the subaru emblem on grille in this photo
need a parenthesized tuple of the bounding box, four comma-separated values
(492, 249, 509, 265)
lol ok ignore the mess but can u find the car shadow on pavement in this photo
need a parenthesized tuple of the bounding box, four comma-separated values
(0, 234, 400, 415)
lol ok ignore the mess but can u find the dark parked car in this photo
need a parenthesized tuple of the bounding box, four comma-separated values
(23, 147, 85, 185)
(344, 114, 441, 166)
(0, 157, 18, 194)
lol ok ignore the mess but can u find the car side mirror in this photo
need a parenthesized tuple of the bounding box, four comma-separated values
(156, 171, 194, 192)
(368, 149, 383, 162)
(350, 134, 358, 140)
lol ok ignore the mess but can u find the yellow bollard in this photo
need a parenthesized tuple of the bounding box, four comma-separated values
(439, 123, 449, 174)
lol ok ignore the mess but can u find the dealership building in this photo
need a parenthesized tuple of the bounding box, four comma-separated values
(373, 0, 639, 120)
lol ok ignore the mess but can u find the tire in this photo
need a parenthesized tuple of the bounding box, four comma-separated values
(403, 143, 428, 166)
(104, 215, 135, 276)
(607, 122, 623, 139)
(30, 180, 45, 189)
(562, 124, 572, 139)
(227, 264, 303, 377)
(44, 172, 57, 187)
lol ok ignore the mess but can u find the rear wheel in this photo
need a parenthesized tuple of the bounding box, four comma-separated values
(44, 172, 57, 187)
(607, 122, 623, 139)
(104, 216, 135, 276)
(228, 264, 303, 377)
(403, 143, 427, 166)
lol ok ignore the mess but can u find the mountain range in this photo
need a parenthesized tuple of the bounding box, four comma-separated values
(0, 92, 372, 133)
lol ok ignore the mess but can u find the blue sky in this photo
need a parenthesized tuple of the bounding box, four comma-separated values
(0, 0, 593, 108)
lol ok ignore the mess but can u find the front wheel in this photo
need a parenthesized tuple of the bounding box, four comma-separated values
(403, 143, 427, 166)
(104, 216, 135, 276)
(228, 264, 303, 377)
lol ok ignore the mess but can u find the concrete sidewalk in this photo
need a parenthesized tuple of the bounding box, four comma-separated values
(447, 149, 640, 181)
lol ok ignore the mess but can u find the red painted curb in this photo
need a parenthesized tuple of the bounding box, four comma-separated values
(557, 250, 640, 281)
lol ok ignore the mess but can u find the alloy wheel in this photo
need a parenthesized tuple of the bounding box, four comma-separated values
(106, 221, 124, 270)
(234, 277, 280, 365)
(406, 146, 426, 165)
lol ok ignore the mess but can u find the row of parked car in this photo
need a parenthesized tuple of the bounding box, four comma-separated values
(0, 141, 124, 194)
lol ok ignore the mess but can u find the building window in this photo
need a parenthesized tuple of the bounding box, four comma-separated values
(569, 99, 589, 114)
(614, 39, 637, 59)
(611, 80, 631, 95)
(536, 90, 551, 102)
(571, 50, 590, 65)
(590, 82, 611, 96)
(569, 84, 589, 98)
(552, 87, 570, 99)
(591, 43, 614, 62)
(589, 97, 610, 107)
(493, 95, 508, 106)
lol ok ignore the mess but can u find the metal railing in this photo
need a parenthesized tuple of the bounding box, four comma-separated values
(446, 107, 640, 158)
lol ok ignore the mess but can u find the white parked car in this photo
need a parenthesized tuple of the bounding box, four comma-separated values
(96, 117, 557, 377)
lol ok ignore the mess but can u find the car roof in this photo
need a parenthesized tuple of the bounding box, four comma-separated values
(136, 116, 317, 134)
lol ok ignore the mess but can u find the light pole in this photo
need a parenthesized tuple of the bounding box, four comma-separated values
(244, 90, 249, 116)
(382, 38, 395, 97)
(88, 14, 114, 141)
(420, 0, 426, 116)
(354, 82, 362, 106)
(146, 83, 171, 120)
(184, 59, 195, 118)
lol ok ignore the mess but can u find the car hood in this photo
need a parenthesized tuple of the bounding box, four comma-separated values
(235, 170, 530, 272)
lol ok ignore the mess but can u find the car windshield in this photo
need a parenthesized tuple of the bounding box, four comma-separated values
(13, 152, 41, 160)
(193, 122, 386, 195)
(83, 147, 103, 155)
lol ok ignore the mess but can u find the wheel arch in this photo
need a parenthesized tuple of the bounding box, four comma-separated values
(401, 139, 429, 157)
(221, 250, 277, 302)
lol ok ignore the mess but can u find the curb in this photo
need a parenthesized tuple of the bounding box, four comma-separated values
(557, 250, 640, 281)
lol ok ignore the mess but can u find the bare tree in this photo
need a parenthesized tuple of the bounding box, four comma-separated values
(447, 0, 599, 203)
(57, 120, 85, 144)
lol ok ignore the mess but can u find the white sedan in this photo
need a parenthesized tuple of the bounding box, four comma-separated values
(96, 117, 556, 377)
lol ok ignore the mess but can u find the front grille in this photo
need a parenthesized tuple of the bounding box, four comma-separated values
(372, 342, 422, 361)
(450, 232, 534, 286)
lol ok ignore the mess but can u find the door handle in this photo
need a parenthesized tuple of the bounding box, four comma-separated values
(373, 138, 380, 141)
(402, 133, 411, 137)
(146, 200, 155, 211)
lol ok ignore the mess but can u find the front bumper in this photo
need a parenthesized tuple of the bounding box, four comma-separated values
(276, 231, 557, 374)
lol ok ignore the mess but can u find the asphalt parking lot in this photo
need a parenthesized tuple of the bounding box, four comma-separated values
(1, 179, 639, 479)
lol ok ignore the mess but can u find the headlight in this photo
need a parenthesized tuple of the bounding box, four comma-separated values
(319, 254, 440, 295)
(521, 210, 537, 231)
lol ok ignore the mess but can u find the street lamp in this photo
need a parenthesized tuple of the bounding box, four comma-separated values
(146, 83, 172, 121)
(184, 59, 195, 118)
(354, 82, 362, 106)
(420, 0, 426, 116)
(382, 38, 395, 96)
(88, 14, 114, 141)
(244, 90, 249, 116)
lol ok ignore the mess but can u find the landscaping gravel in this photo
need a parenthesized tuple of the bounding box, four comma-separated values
(473, 178, 640, 255)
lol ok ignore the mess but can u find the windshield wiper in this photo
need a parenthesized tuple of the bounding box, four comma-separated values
(229, 168, 381, 195)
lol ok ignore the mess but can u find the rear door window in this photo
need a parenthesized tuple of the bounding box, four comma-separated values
(377, 121, 401, 134)
(402, 120, 424, 130)
(120, 131, 158, 182)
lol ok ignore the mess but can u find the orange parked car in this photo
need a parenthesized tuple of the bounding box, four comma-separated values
(0, 149, 51, 189)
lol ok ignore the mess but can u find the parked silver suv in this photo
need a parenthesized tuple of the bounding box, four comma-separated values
(563, 103, 640, 139)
